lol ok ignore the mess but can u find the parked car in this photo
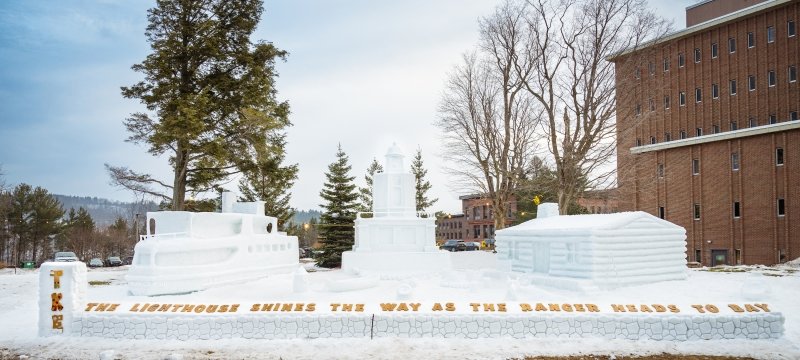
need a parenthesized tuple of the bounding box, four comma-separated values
(123, 256, 133, 265)
(54, 251, 79, 262)
(88, 258, 104, 268)
(440, 240, 466, 252)
(464, 242, 480, 251)
(106, 256, 123, 267)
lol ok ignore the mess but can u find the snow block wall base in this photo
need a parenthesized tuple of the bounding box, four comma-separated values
(39, 262, 87, 336)
(66, 313, 784, 341)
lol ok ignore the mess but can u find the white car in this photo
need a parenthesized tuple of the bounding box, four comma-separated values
(54, 251, 79, 262)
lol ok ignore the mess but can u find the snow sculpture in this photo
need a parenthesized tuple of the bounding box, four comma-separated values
(39, 261, 87, 336)
(127, 192, 299, 296)
(495, 203, 687, 290)
(342, 143, 451, 276)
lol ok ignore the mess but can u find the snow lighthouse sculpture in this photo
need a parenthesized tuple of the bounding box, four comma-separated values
(342, 143, 450, 276)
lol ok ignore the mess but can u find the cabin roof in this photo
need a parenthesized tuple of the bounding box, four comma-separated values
(497, 211, 681, 235)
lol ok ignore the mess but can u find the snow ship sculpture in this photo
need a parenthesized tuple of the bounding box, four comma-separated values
(495, 203, 687, 291)
(127, 192, 299, 296)
(342, 143, 450, 277)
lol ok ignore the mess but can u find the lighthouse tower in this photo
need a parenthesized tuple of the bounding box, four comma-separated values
(342, 143, 451, 276)
(372, 143, 416, 218)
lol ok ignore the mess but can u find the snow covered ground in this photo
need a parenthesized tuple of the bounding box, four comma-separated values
(1, 259, 799, 360)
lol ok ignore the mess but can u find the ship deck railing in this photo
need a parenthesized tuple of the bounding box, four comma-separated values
(139, 232, 189, 242)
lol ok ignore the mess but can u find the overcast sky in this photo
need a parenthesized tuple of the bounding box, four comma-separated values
(0, 0, 688, 214)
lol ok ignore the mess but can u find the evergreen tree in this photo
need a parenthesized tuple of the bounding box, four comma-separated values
(238, 134, 298, 230)
(357, 158, 383, 212)
(7, 184, 64, 264)
(108, 0, 290, 210)
(62, 207, 95, 261)
(411, 149, 437, 212)
(317, 145, 359, 268)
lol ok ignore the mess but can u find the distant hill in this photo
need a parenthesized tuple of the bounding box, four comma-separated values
(54, 195, 159, 227)
(291, 209, 322, 225)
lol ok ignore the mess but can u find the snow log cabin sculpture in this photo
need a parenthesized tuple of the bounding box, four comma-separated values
(127, 192, 299, 296)
(495, 203, 687, 291)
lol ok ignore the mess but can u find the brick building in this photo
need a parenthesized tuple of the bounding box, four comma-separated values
(611, 0, 799, 265)
(436, 214, 466, 242)
(578, 189, 621, 214)
(436, 195, 517, 244)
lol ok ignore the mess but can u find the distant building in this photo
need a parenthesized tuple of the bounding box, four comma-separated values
(435, 195, 517, 244)
(578, 189, 620, 214)
(609, 0, 799, 266)
(436, 214, 466, 242)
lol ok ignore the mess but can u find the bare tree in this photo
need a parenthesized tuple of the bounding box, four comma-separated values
(437, 0, 540, 230)
(517, 0, 671, 214)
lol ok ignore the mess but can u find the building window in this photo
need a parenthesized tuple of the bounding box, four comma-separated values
(767, 26, 775, 43)
(790, 65, 797, 82)
(695, 249, 702, 263)
(679, 91, 686, 106)
(791, 111, 798, 120)
(657, 163, 664, 177)
(790, 20, 796, 37)
(650, 136, 656, 144)
(768, 70, 776, 87)
(776, 147, 784, 166)
(664, 95, 670, 109)
(695, 127, 703, 137)
(473, 225, 479, 238)
(649, 98, 655, 112)
(678, 53, 685, 67)
(730, 79, 737, 95)
(712, 83, 719, 98)
(695, 88, 702, 102)
(777, 198, 785, 217)
(680, 130, 687, 139)
(635, 138, 642, 146)
(649, 62, 655, 75)
(747, 32, 755, 48)
(694, 203, 701, 220)
(749, 117, 758, 127)
(730, 121, 738, 130)
(733, 202, 741, 218)
(658, 206, 665, 219)
(731, 152, 739, 171)
(635, 104, 641, 116)
(748, 75, 756, 91)
(635, 67, 641, 79)
(769, 114, 777, 124)
(711, 42, 718, 58)
(694, 48, 701, 63)
(712, 124, 720, 133)
(664, 132, 671, 141)
(663, 57, 670, 72)
(728, 37, 736, 53)
(735, 249, 742, 264)
(692, 158, 700, 175)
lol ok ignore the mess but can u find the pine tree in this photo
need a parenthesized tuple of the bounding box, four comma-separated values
(411, 148, 437, 212)
(317, 145, 359, 268)
(8, 184, 65, 264)
(357, 158, 383, 212)
(238, 134, 299, 230)
(109, 0, 290, 210)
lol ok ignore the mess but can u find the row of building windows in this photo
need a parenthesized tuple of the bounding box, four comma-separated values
(438, 221, 463, 229)
(655, 147, 785, 178)
(635, 112, 798, 146)
(634, 66, 798, 116)
(635, 20, 796, 78)
(656, 198, 787, 221)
